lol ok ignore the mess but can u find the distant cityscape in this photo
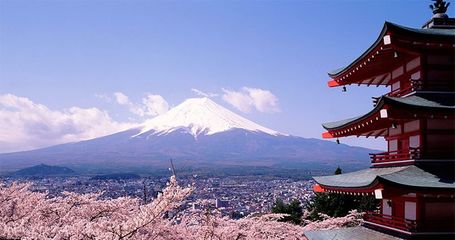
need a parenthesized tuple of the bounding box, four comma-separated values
(0, 175, 315, 218)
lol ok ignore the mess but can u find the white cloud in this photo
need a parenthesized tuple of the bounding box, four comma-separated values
(0, 94, 136, 153)
(244, 87, 279, 113)
(142, 94, 169, 116)
(112, 92, 169, 117)
(222, 87, 279, 113)
(114, 92, 130, 105)
(191, 88, 218, 98)
(222, 88, 253, 113)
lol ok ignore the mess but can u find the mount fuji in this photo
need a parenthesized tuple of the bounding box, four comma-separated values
(135, 97, 283, 138)
(0, 98, 373, 174)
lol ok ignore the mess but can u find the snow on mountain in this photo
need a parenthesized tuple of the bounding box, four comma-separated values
(0, 97, 374, 173)
(134, 97, 285, 138)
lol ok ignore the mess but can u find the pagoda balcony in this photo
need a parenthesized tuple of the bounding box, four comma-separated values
(364, 212, 417, 232)
(371, 81, 421, 104)
(387, 85, 418, 98)
(385, 79, 423, 98)
(370, 147, 454, 164)
(385, 79, 455, 98)
(369, 147, 421, 164)
(365, 212, 455, 233)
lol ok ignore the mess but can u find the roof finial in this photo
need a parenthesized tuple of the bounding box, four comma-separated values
(430, 0, 450, 18)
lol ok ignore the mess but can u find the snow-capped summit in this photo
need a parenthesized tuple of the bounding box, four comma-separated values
(134, 97, 284, 138)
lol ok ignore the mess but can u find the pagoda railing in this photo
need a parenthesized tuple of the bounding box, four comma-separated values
(365, 212, 455, 233)
(373, 81, 421, 104)
(387, 84, 417, 97)
(364, 212, 417, 232)
(386, 79, 455, 98)
(370, 147, 421, 164)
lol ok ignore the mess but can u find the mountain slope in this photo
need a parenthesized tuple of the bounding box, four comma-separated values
(12, 164, 75, 176)
(0, 98, 374, 173)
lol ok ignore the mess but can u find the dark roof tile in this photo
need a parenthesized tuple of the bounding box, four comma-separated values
(314, 165, 455, 189)
(322, 92, 455, 130)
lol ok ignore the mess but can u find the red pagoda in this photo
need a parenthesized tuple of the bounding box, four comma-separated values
(310, 1, 455, 239)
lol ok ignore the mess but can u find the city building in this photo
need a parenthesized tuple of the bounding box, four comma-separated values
(308, 1, 455, 239)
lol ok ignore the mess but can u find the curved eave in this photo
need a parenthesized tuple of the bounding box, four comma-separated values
(313, 167, 408, 193)
(327, 23, 388, 78)
(315, 182, 381, 194)
(326, 22, 455, 87)
(322, 98, 385, 135)
(322, 93, 455, 138)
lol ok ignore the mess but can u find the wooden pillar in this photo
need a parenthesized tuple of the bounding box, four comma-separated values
(416, 193, 425, 231)
(420, 53, 427, 90)
(420, 118, 427, 158)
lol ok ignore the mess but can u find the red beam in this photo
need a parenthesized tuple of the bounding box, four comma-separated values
(328, 79, 341, 87)
(374, 129, 387, 138)
(365, 131, 375, 138)
(313, 184, 325, 193)
(366, 77, 376, 87)
(376, 73, 390, 87)
(322, 131, 334, 139)
(319, 184, 382, 194)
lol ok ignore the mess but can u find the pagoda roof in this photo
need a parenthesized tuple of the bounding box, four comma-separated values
(314, 165, 455, 191)
(328, 22, 455, 78)
(322, 92, 455, 131)
(305, 226, 403, 240)
(388, 92, 455, 108)
(314, 167, 406, 189)
(327, 22, 455, 87)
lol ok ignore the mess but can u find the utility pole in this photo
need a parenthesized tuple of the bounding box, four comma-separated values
(170, 158, 176, 177)
(142, 179, 147, 204)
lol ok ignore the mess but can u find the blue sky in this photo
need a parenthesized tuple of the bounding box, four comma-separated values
(0, 0, 452, 153)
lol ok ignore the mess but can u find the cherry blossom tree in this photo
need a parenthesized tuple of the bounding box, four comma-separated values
(0, 176, 193, 239)
(302, 210, 364, 231)
(0, 176, 361, 240)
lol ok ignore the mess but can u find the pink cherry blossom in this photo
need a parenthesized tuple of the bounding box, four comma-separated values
(1, 176, 361, 240)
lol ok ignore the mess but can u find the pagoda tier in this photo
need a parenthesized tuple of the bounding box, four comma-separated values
(322, 92, 455, 139)
(327, 22, 455, 97)
(322, 92, 455, 167)
(313, 164, 455, 238)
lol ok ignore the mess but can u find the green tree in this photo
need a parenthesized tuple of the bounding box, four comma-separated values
(229, 210, 244, 219)
(334, 166, 342, 175)
(271, 199, 303, 225)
